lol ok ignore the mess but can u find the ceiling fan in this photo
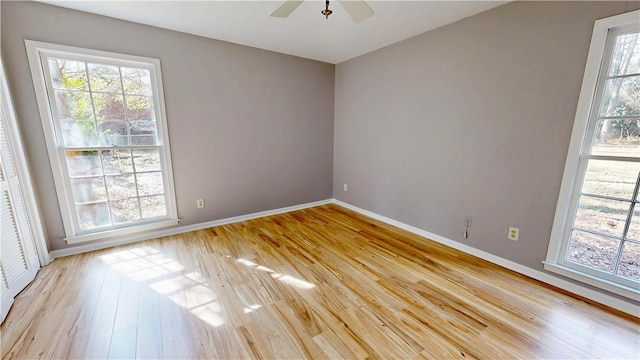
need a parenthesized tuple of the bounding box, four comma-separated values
(271, 0, 374, 23)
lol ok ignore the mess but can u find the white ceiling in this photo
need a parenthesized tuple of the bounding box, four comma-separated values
(38, 1, 508, 64)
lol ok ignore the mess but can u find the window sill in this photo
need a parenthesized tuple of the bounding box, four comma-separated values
(543, 262, 640, 301)
(64, 218, 180, 244)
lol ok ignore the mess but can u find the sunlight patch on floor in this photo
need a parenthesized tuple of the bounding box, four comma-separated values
(236, 257, 315, 289)
(243, 304, 262, 314)
(276, 274, 315, 289)
(99, 246, 226, 328)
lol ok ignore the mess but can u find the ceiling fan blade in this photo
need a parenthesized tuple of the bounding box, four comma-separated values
(270, 1, 304, 18)
(339, 0, 374, 23)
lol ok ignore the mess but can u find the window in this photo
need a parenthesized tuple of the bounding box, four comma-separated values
(26, 41, 178, 244)
(546, 11, 640, 299)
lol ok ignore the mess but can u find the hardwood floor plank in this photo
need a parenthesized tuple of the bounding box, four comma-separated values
(159, 295, 192, 359)
(272, 300, 328, 359)
(84, 266, 122, 359)
(237, 322, 275, 359)
(112, 276, 139, 334)
(312, 331, 350, 359)
(108, 326, 137, 360)
(136, 286, 163, 359)
(2, 204, 638, 359)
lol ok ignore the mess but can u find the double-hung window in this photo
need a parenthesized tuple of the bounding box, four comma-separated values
(26, 41, 178, 244)
(546, 11, 640, 299)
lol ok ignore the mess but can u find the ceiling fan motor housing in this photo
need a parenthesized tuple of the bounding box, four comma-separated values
(322, 0, 333, 19)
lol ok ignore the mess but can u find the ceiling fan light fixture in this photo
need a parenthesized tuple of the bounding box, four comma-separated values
(270, 0, 374, 23)
(321, 0, 333, 20)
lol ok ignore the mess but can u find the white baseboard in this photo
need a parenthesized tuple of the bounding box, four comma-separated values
(48, 199, 333, 260)
(333, 199, 640, 318)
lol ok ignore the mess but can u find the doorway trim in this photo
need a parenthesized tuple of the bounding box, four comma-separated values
(1, 57, 50, 266)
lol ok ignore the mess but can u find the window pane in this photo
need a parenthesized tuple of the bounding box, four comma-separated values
(608, 32, 640, 77)
(581, 160, 639, 199)
(105, 175, 137, 199)
(618, 241, 640, 280)
(629, 206, 640, 241)
(126, 95, 155, 121)
(591, 123, 640, 157)
(599, 76, 640, 117)
(61, 120, 98, 147)
(88, 63, 122, 93)
(133, 149, 161, 172)
(140, 195, 166, 219)
(66, 151, 101, 177)
(97, 120, 129, 146)
(48, 59, 88, 91)
(93, 93, 125, 121)
(111, 198, 141, 224)
(131, 124, 158, 146)
(574, 196, 630, 237)
(137, 172, 164, 196)
(70, 177, 106, 203)
(595, 34, 640, 153)
(102, 149, 133, 175)
(567, 230, 620, 273)
(122, 67, 152, 96)
(77, 202, 111, 230)
(54, 90, 93, 120)
(126, 97, 158, 146)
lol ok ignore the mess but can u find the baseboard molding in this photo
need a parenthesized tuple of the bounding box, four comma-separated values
(48, 199, 333, 260)
(333, 199, 640, 318)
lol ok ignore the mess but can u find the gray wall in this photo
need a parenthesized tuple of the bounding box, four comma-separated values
(2, 1, 334, 251)
(334, 0, 638, 275)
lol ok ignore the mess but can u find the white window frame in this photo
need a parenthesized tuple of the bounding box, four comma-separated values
(545, 10, 640, 300)
(25, 41, 179, 244)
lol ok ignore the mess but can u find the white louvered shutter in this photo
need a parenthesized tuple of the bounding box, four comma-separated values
(1, 190, 28, 285)
(0, 85, 40, 323)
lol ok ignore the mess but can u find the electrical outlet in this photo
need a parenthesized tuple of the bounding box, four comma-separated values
(508, 227, 519, 241)
(196, 198, 205, 209)
(343, 183, 348, 192)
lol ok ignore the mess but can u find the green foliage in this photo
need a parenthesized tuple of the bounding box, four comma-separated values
(61, 74, 86, 90)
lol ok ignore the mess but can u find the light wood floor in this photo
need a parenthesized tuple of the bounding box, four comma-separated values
(2, 204, 639, 359)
